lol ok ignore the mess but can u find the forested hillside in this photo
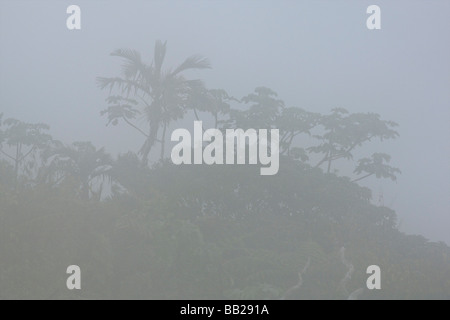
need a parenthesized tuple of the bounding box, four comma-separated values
(1, 41, 449, 299)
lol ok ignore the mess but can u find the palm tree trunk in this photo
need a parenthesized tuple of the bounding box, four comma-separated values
(141, 122, 159, 166)
(193, 108, 201, 121)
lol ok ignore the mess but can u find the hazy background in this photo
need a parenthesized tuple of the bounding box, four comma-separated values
(1, 0, 449, 243)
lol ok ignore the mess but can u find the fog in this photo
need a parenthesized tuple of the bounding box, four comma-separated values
(1, 0, 449, 300)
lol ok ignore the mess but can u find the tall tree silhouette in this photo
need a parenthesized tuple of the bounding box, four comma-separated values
(309, 108, 399, 174)
(98, 40, 211, 165)
(0, 116, 52, 187)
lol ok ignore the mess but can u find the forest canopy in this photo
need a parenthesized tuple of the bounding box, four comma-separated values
(0, 41, 449, 300)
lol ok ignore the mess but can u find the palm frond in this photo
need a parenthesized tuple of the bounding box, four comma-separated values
(154, 40, 167, 76)
(96, 77, 151, 96)
(171, 55, 211, 76)
(111, 49, 143, 79)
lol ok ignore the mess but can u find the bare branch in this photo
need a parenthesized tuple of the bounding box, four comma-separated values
(280, 257, 311, 300)
(347, 288, 364, 300)
(18, 146, 36, 162)
(0, 149, 15, 162)
(351, 172, 374, 183)
(122, 117, 149, 138)
(339, 247, 354, 297)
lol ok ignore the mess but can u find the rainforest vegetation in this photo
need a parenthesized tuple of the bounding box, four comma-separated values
(1, 41, 449, 299)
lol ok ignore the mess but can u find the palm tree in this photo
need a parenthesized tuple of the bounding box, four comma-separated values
(97, 40, 211, 165)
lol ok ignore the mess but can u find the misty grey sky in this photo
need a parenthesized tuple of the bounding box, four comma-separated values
(0, 0, 449, 243)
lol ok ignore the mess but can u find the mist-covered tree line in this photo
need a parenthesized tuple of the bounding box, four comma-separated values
(0, 41, 449, 299)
